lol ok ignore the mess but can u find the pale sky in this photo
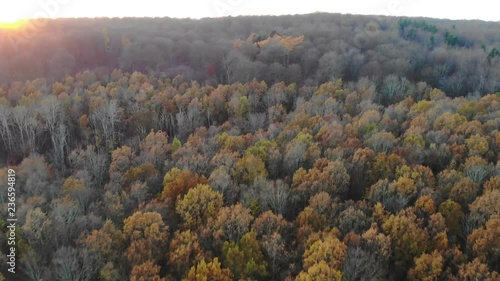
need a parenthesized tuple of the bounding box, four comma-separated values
(0, 0, 498, 23)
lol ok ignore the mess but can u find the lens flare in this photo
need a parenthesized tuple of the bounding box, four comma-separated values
(0, 17, 28, 29)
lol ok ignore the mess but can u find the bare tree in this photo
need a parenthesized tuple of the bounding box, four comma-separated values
(368, 179, 409, 213)
(262, 232, 287, 280)
(38, 96, 69, 170)
(69, 145, 109, 187)
(52, 246, 101, 281)
(175, 110, 189, 141)
(50, 198, 83, 246)
(150, 104, 177, 138)
(209, 166, 233, 202)
(38, 95, 62, 136)
(464, 161, 493, 184)
(90, 99, 120, 149)
(379, 75, 411, 105)
(0, 104, 13, 153)
(20, 248, 46, 281)
(284, 142, 307, 173)
(366, 132, 397, 153)
(316, 51, 345, 83)
(343, 247, 387, 281)
(246, 112, 267, 133)
(12, 105, 40, 155)
(260, 180, 290, 215)
(52, 123, 70, 172)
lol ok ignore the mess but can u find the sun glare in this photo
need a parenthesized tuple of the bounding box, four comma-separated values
(0, 19, 26, 29)
(0, 9, 27, 29)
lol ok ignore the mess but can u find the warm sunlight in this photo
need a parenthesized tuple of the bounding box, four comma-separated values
(0, 9, 27, 29)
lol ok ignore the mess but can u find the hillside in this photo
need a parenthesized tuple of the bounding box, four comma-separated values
(0, 13, 499, 281)
(1, 13, 499, 96)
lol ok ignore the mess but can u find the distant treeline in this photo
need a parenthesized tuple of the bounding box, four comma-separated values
(0, 13, 499, 96)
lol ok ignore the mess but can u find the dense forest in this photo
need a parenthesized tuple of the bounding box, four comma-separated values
(1, 13, 500, 95)
(0, 13, 499, 281)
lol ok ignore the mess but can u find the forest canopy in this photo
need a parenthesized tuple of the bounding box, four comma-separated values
(0, 13, 499, 281)
(0, 13, 499, 96)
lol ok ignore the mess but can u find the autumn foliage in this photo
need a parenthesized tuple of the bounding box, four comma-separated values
(0, 13, 499, 281)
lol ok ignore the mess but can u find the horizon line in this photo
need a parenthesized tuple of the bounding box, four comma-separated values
(3, 12, 499, 23)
